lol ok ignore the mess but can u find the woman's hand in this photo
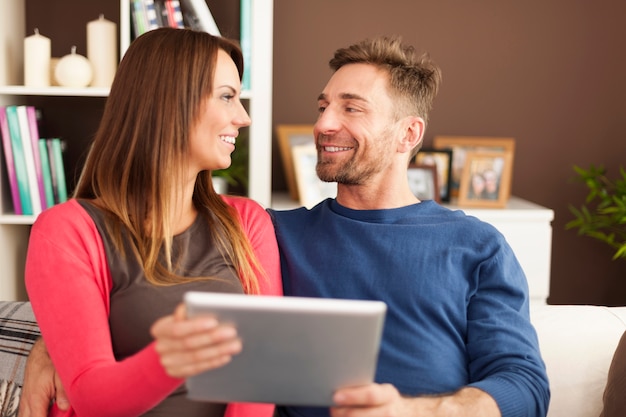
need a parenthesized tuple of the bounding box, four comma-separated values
(150, 303, 242, 378)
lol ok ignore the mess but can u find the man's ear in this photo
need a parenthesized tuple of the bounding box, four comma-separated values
(398, 116, 425, 153)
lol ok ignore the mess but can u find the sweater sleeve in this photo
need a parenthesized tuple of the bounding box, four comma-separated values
(465, 239, 550, 417)
(25, 200, 182, 417)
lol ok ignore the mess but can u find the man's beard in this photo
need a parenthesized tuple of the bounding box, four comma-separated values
(316, 147, 386, 185)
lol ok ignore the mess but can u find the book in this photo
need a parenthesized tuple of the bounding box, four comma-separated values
(142, 0, 160, 31)
(153, 0, 168, 27)
(240, 0, 251, 90)
(131, 0, 147, 37)
(5, 106, 33, 214)
(16, 106, 42, 215)
(26, 106, 48, 210)
(0, 107, 22, 214)
(47, 138, 68, 203)
(165, 0, 185, 28)
(38, 139, 54, 208)
(180, 0, 221, 36)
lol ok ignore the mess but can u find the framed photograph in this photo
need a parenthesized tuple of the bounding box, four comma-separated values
(432, 136, 515, 198)
(407, 163, 440, 203)
(276, 125, 316, 201)
(292, 143, 337, 208)
(457, 151, 513, 208)
(415, 148, 452, 202)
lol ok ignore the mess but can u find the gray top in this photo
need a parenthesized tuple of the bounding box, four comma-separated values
(79, 200, 243, 416)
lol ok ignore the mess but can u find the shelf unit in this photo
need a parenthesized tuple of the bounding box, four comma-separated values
(0, 0, 274, 301)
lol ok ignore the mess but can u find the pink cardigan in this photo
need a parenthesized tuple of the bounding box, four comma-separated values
(26, 197, 282, 417)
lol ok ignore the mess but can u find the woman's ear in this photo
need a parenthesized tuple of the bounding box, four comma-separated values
(398, 116, 425, 154)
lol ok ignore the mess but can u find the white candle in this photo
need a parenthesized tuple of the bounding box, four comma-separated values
(87, 14, 117, 88)
(24, 28, 51, 87)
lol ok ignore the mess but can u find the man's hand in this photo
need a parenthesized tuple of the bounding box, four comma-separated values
(18, 338, 69, 417)
(151, 303, 242, 378)
(330, 384, 501, 417)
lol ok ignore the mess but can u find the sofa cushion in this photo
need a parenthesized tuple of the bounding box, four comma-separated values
(531, 305, 626, 417)
(0, 301, 40, 415)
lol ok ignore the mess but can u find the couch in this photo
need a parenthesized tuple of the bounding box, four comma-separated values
(1, 300, 624, 417)
(531, 303, 626, 417)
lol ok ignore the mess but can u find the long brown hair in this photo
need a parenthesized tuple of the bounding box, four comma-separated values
(74, 28, 262, 294)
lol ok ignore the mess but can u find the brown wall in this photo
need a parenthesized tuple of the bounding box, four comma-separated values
(272, 1, 626, 305)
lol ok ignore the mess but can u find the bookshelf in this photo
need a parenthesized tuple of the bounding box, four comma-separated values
(0, 0, 274, 300)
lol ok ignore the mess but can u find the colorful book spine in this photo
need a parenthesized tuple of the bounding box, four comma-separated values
(26, 106, 47, 210)
(132, 0, 147, 37)
(16, 106, 42, 215)
(166, 0, 185, 28)
(240, 0, 251, 91)
(143, 0, 160, 31)
(0, 106, 22, 214)
(5, 106, 33, 215)
(38, 139, 55, 208)
(48, 138, 68, 203)
(153, 0, 168, 27)
(180, 0, 221, 35)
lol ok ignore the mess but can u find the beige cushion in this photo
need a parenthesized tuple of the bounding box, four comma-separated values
(531, 305, 626, 417)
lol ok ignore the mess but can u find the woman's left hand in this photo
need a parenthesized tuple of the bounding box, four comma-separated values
(151, 303, 242, 378)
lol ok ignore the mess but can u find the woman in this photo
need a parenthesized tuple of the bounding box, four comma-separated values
(24, 28, 281, 417)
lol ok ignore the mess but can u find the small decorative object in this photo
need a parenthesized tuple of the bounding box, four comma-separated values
(276, 124, 315, 201)
(457, 150, 513, 208)
(49, 58, 60, 86)
(407, 163, 440, 203)
(87, 14, 117, 88)
(433, 136, 515, 199)
(54, 46, 93, 88)
(415, 148, 453, 202)
(567, 165, 626, 261)
(24, 28, 51, 87)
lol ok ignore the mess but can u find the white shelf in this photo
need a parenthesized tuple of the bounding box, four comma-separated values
(0, 85, 110, 97)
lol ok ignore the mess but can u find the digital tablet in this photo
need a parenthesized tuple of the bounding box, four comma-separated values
(184, 291, 387, 406)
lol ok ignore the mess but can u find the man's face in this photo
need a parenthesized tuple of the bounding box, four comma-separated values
(313, 63, 402, 185)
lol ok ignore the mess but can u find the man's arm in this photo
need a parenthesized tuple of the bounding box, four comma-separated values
(18, 338, 69, 417)
(331, 384, 501, 417)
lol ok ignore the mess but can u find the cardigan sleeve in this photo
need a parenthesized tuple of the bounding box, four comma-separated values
(25, 200, 186, 417)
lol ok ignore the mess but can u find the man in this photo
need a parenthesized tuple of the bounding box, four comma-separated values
(19, 36, 549, 417)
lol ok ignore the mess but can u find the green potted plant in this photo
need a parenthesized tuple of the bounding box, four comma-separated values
(566, 165, 626, 260)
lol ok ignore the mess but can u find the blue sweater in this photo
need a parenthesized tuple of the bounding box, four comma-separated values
(269, 199, 549, 417)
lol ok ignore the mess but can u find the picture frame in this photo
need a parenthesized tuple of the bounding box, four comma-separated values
(276, 125, 316, 200)
(457, 150, 513, 208)
(415, 148, 453, 202)
(432, 136, 515, 198)
(407, 163, 440, 203)
(291, 143, 337, 208)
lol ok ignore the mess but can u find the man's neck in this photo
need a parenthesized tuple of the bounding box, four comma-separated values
(336, 183, 420, 210)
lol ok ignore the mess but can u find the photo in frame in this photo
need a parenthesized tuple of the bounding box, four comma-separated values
(432, 136, 515, 199)
(457, 150, 513, 208)
(415, 148, 452, 202)
(276, 125, 316, 200)
(292, 143, 337, 209)
(407, 163, 440, 203)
